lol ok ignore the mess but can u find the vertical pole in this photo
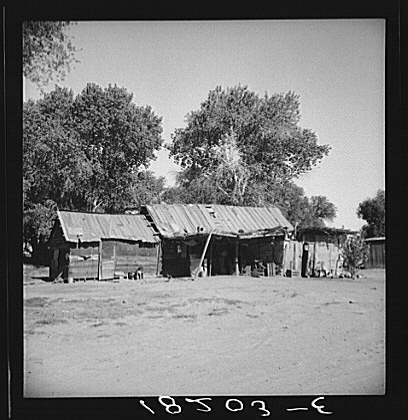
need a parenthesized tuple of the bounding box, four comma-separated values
(155, 241, 161, 276)
(113, 241, 116, 275)
(313, 242, 317, 276)
(194, 230, 215, 280)
(98, 240, 102, 280)
(209, 239, 213, 277)
(235, 238, 239, 276)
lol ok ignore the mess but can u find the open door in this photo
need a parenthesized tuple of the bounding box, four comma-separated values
(301, 242, 309, 277)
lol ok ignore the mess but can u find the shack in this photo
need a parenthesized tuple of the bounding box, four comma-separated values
(291, 226, 356, 277)
(48, 210, 159, 282)
(364, 236, 385, 268)
(141, 204, 294, 278)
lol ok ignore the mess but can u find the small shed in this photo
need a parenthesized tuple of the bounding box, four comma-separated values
(294, 227, 356, 277)
(48, 210, 159, 281)
(141, 204, 293, 278)
(364, 236, 385, 268)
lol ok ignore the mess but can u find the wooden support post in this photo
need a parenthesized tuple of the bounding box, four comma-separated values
(98, 240, 102, 280)
(113, 241, 116, 275)
(313, 242, 317, 275)
(209, 239, 213, 277)
(155, 242, 161, 276)
(194, 229, 215, 280)
(235, 238, 240, 276)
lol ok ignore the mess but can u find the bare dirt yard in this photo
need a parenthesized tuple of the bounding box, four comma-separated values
(23, 267, 385, 397)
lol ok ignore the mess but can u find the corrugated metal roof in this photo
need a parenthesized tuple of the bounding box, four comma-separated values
(144, 204, 293, 239)
(57, 210, 159, 243)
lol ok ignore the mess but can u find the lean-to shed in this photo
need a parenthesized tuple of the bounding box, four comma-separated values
(293, 227, 356, 277)
(48, 210, 159, 281)
(141, 204, 293, 278)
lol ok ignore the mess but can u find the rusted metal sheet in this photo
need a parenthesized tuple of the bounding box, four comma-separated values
(56, 210, 159, 244)
(144, 204, 293, 239)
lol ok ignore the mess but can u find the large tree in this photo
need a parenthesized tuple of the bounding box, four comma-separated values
(167, 85, 335, 225)
(71, 83, 163, 212)
(23, 87, 91, 210)
(23, 21, 78, 88)
(357, 189, 385, 238)
(128, 171, 166, 209)
(23, 87, 91, 261)
(23, 84, 163, 260)
(169, 86, 330, 188)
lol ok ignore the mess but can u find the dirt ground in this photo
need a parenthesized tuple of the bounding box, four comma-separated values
(23, 267, 385, 397)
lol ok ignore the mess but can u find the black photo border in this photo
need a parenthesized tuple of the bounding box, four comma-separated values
(3, 0, 406, 419)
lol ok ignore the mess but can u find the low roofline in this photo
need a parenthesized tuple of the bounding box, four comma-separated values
(143, 203, 294, 239)
(297, 226, 357, 235)
(55, 210, 159, 244)
(364, 236, 385, 242)
(157, 226, 288, 240)
(58, 208, 140, 216)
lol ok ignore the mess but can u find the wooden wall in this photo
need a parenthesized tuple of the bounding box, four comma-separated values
(101, 239, 158, 279)
(282, 239, 343, 277)
(50, 240, 158, 281)
(366, 241, 385, 268)
(69, 245, 100, 280)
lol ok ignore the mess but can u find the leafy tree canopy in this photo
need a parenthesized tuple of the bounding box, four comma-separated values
(166, 85, 335, 227)
(23, 21, 78, 88)
(71, 83, 163, 212)
(357, 189, 385, 238)
(128, 171, 166, 209)
(23, 84, 164, 259)
(169, 85, 330, 187)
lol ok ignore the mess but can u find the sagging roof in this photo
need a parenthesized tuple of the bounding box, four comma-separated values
(143, 204, 293, 239)
(56, 210, 159, 243)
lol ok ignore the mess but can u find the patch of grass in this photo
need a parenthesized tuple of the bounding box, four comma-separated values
(25, 297, 49, 308)
(188, 297, 246, 306)
(208, 308, 229, 316)
(165, 302, 188, 310)
(34, 318, 67, 326)
(90, 322, 106, 328)
(322, 300, 342, 306)
(172, 314, 197, 320)
(25, 330, 47, 335)
(223, 298, 245, 306)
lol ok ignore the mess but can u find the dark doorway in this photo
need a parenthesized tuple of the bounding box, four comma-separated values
(301, 242, 309, 277)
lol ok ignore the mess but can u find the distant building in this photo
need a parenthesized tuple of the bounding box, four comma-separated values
(48, 210, 159, 282)
(364, 236, 385, 268)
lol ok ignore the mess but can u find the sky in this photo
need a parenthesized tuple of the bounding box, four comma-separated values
(25, 19, 385, 230)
